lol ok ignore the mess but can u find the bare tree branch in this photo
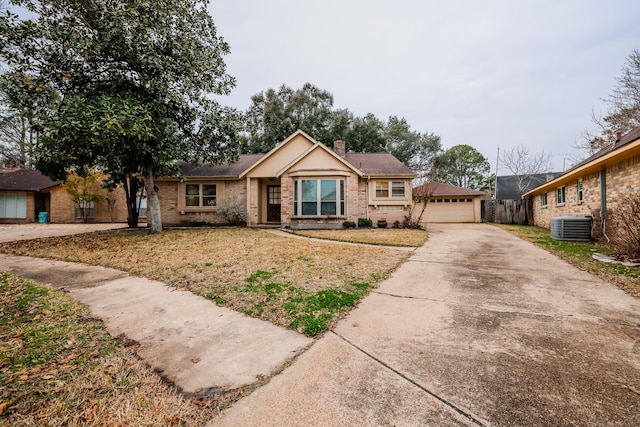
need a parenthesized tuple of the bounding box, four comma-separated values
(499, 145, 552, 194)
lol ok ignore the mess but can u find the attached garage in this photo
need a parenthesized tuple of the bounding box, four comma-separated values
(412, 182, 487, 223)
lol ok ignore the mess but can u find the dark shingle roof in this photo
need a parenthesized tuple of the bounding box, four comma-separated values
(0, 168, 61, 191)
(496, 173, 562, 199)
(413, 181, 486, 198)
(177, 154, 265, 177)
(177, 152, 415, 178)
(344, 153, 415, 176)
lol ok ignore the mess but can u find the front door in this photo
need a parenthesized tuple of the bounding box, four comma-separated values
(266, 185, 281, 223)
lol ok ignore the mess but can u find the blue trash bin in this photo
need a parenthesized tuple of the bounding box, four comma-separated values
(38, 212, 48, 224)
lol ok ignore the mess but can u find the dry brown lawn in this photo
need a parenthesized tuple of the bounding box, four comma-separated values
(0, 272, 213, 426)
(292, 228, 428, 247)
(0, 228, 411, 333)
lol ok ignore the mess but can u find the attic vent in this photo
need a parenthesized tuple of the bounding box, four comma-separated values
(550, 216, 592, 242)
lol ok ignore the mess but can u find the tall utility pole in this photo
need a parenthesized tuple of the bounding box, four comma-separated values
(494, 146, 500, 198)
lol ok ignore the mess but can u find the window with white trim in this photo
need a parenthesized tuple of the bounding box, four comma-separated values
(185, 184, 217, 208)
(0, 194, 27, 218)
(75, 201, 94, 219)
(556, 186, 566, 205)
(540, 192, 548, 207)
(375, 181, 405, 198)
(577, 180, 583, 203)
(294, 179, 345, 216)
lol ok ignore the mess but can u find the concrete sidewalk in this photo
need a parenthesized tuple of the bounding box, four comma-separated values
(0, 254, 312, 394)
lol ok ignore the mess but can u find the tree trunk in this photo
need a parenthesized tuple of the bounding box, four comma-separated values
(145, 165, 162, 234)
(123, 174, 140, 228)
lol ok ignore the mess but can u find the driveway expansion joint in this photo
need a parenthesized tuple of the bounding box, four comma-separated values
(332, 331, 489, 427)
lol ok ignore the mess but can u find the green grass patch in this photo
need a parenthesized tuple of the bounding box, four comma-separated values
(284, 282, 371, 336)
(245, 270, 277, 283)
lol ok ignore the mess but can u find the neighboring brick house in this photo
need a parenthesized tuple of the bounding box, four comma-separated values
(48, 184, 135, 224)
(156, 130, 417, 229)
(524, 126, 640, 236)
(0, 168, 137, 224)
(0, 168, 60, 223)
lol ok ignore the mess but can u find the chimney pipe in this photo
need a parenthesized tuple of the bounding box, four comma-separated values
(615, 131, 622, 143)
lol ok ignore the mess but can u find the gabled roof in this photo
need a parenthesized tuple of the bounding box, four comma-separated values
(177, 130, 416, 179)
(345, 153, 416, 177)
(238, 130, 334, 179)
(413, 181, 486, 198)
(0, 168, 61, 191)
(496, 173, 562, 200)
(270, 133, 365, 178)
(524, 126, 640, 197)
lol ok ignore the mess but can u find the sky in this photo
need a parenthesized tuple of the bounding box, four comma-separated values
(208, 0, 640, 175)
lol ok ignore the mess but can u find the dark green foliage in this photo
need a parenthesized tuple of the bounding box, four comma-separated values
(357, 218, 373, 228)
(431, 144, 492, 191)
(0, 0, 243, 232)
(343, 220, 356, 228)
(243, 83, 442, 175)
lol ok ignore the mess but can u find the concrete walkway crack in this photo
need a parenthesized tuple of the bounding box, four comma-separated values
(332, 331, 489, 427)
(372, 291, 639, 329)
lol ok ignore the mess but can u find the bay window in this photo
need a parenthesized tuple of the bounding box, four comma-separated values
(294, 179, 345, 216)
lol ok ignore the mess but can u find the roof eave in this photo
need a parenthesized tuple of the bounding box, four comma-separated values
(524, 138, 640, 197)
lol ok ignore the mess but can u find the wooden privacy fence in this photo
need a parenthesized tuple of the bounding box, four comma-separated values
(482, 199, 532, 225)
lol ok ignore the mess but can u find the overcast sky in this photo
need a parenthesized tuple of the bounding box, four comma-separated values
(209, 0, 639, 175)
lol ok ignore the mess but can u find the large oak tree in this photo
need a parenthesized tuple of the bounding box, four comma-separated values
(0, 0, 242, 232)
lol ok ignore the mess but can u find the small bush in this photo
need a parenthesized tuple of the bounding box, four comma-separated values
(357, 218, 372, 228)
(343, 221, 356, 228)
(607, 192, 640, 261)
(390, 214, 423, 230)
(219, 196, 248, 226)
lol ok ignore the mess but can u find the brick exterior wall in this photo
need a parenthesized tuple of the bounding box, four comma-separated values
(368, 205, 410, 227)
(158, 179, 248, 226)
(49, 185, 131, 223)
(531, 157, 640, 236)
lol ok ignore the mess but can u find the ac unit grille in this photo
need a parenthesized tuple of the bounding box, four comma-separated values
(550, 216, 592, 242)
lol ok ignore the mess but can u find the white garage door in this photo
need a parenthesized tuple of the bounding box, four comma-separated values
(415, 197, 476, 223)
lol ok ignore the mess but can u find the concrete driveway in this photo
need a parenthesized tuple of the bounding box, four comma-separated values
(211, 223, 640, 426)
(0, 223, 128, 242)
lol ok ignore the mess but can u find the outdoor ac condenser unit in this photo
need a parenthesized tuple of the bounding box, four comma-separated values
(550, 216, 592, 242)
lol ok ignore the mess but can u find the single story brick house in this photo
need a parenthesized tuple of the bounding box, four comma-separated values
(412, 181, 487, 223)
(0, 168, 60, 223)
(0, 167, 136, 224)
(523, 126, 640, 236)
(156, 130, 417, 229)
